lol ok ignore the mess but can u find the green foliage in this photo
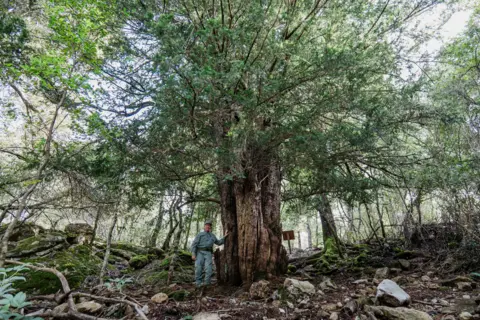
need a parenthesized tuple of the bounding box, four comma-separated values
(104, 276, 133, 293)
(0, 265, 42, 320)
(0, 10, 29, 79)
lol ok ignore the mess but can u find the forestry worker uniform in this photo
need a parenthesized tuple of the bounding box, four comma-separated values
(191, 221, 225, 287)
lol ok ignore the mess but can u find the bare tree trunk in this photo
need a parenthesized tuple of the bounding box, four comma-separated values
(150, 198, 164, 247)
(375, 193, 386, 238)
(90, 208, 102, 245)
(0, 185, 36, 266)
(317, 193, 339, 245)
(306, 222, 312, 248)
(100, 213, 117, 284)
(168, 196, 183, 285)
(0, 94, 65, 267)
(364, 202, 381, 244)
(162, 194, 179, 251)
(414, 190, 422, 226)
(183, 202, 195, 250)
(297, 231, 301, 249)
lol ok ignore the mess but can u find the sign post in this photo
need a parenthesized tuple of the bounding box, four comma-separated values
(282, 230, 295, 254)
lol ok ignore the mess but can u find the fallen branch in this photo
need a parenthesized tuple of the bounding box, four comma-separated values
(72, 292, 149, 320)
(5, 260, 149, 320)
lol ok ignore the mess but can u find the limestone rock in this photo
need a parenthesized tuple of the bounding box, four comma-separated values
(317, 310, 329, 318)
(342, 299, 358, 315)
(65, 223, 93, 235)
(322, 303, 338, 312)
(329, 312, 339, 320)
(65, 224, 93, 244)
(353, 279, 369, 285)
(365, 305, 432, 320)
(376, 279, 411, 307)
(8, 233, 66, 258)
(375, 267, 390, 280)
(249, 280, 270, 299)
(319, 277, 337, 291)
(457, 282, 473, 291)
(76, 301, 102, 314)
(283, 278, 315, 296)
(193, 312, 221, 320)
(151, 292, 169, 304)
(398, 259, 410, 270)
(421, 275, 431, 282)
(459, 312, 473, 320)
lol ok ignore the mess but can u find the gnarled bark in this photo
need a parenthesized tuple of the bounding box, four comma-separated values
(215, 148, 287, 285)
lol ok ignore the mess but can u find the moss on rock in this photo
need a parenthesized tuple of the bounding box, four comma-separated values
(12, 245, 105, 294)
(129, 255, 154, 269)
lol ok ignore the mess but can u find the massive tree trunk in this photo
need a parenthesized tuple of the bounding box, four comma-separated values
(215, 147, 288, 285)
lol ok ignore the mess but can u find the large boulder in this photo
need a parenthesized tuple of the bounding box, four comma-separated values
(11, 244, 104, 294)
(65, 223, 93, 244)
(283, 278, 315, 297)
(0, 223, 44, 242)
(7, 233, 67, 258)
(376, 279, 411, 307)
(65, 223, 93, 235)
(365, 305, 432, 320)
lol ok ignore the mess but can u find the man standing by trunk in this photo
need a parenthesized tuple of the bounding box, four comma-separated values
(191, 220, 229, 287)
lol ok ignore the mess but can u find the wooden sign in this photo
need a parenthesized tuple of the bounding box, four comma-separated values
(282, 230, 295, 241)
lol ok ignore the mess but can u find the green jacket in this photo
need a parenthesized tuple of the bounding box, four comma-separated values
(191, 231, 225, 256)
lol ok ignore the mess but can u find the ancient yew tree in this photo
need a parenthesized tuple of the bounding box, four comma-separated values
(88, 0, 450, 285)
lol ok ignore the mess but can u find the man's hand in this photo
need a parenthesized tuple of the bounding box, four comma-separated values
(192, 255, 196, 261)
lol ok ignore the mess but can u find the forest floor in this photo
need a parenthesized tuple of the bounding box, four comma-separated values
(122, 243, 480, 320)
(10, 223, 480, 320)
(145, 263, 480, 319)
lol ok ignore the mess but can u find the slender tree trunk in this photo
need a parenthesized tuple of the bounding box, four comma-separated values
(297, 231, 301, 249)
(364, 203, 381, 244)
(0, 185, 36, 266)
(0, 95, 64, 267)
(306, 222, 312, 248)
(215, 148, 287, 285)
(375, 193, 386, 238)
(168, 198, 183, 285)
(317, 193, 339, 245)
(183, 202, 195, 250)
(100, 213, 117, 284)
(414, 190, 422, 226)
(150, 198, 164, 247)
(90, 208, 102, 245)
(162, 196, 179, 251)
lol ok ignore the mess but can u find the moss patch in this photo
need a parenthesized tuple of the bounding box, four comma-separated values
(12, 245, 106, 294)
(129, 255, 154, 269)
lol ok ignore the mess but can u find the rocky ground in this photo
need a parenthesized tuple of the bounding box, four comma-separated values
(5, 224, 480, 320)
